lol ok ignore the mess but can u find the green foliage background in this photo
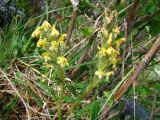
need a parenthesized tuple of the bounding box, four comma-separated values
(0, 0, 160, 119)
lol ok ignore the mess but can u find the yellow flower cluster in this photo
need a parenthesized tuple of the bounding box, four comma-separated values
(95, 8, 125, 79)
(57, 56, 69, 68)
(32, 20, 68, 68)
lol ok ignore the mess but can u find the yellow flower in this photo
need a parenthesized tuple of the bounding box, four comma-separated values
(57, 56, 68, 68)
(106, 46, 119, 55)
(106, 46, 115, 55)
(49, 41, 58, 51)
(115, 38, 125, 48)
(95, 69, 104, 79)
(58, 34, 67, 47)
(58, 34, 67, 41)
(42, 20, 51, 31)
(106, 16, 112, 24)
(108, 33, 113, 45)
(36, 38, 47, 48)
(114, 10, 118, 18)
(51, 25, 59, 37)
(41, 52, 51, 62)
(113, 26, 120, 35)
(31, 27, 42, 38)
(98, 47, 109, 58)
(109, 56, 118, 68)
(104, 8, 113, 24)
(105, 71, 114, 77)
(51, 41, 58, 47)
(43, 62, 53, 68)
(101, 27, 108, 38)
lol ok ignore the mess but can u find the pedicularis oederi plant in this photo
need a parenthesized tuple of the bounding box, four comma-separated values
(32, 21, 68, 119)
(95, 8, 125, 80)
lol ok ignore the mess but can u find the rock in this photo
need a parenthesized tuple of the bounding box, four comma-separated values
(0, 0, 4, 7)
(120, 99, 150, 119)
(0, 0, 23, 27)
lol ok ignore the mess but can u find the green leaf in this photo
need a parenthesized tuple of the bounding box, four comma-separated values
(91, 101, 101, 120)
(5, 98, 18, 111)
(15, 71, 23, 78)
(82, 27, 94, 37)
(27, 88, 43, 107)
(76, 16, 83, 25)
(150, 19, 160, 36)
(145, 4, 158, 14)
(64, 96, 74, 102)
(107, 98, 113, 108)
(38, 82, 58, 101)
(104, 91, 113, 107)
(139, 87, 150, 96)
(66, 84, 77, 95)
(104, 91, 110, 98)
(154, 83, 160, 91)
(79, 0, 94, 11)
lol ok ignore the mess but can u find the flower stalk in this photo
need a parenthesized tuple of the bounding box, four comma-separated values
(68, 8, 125, 114)
(58, 68, 65, 120)
(32, 20, 68, 119)
(95, 8, 125, 80)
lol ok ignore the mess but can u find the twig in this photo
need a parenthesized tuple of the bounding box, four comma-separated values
(126, 0, 139, 38)
(0, 68, 31, 120)
(66, 0, 80, 46)
(114, 36, 160, 103)
(17, 59, 52, 83)
(150, 93, 157, 120)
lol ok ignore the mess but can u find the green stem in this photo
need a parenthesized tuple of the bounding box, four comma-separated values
(69, 76, 100, 113)
(79, 77, 99, 99)
(58, 68, 65, 120)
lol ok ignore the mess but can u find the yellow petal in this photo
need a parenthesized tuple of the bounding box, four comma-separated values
(95, 70, 104, 79)
(36, 38, 47, 48)
(43, 62, 53, 68)
(57, 56, 68, 68)
(108, 33, 113, 45)
(101, 27, 108, 38)
(41, 52, 50, 62)
(105, 71, 114, 77)
(50, 41, 58, 51)
(115, 38, 125, 48)
(58, 34, 67, 41)
(51, 25, 59, 37)
(98, 47, 108, 58)
(51, 41, 58, 48)
(42, 20, 51, 31)
(106, 46, 114, 55)
(31, 27, 42, 38)
(109, 56, 118, 68)
(36, 39, 43, 47)
(113, 26, 120, 34)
